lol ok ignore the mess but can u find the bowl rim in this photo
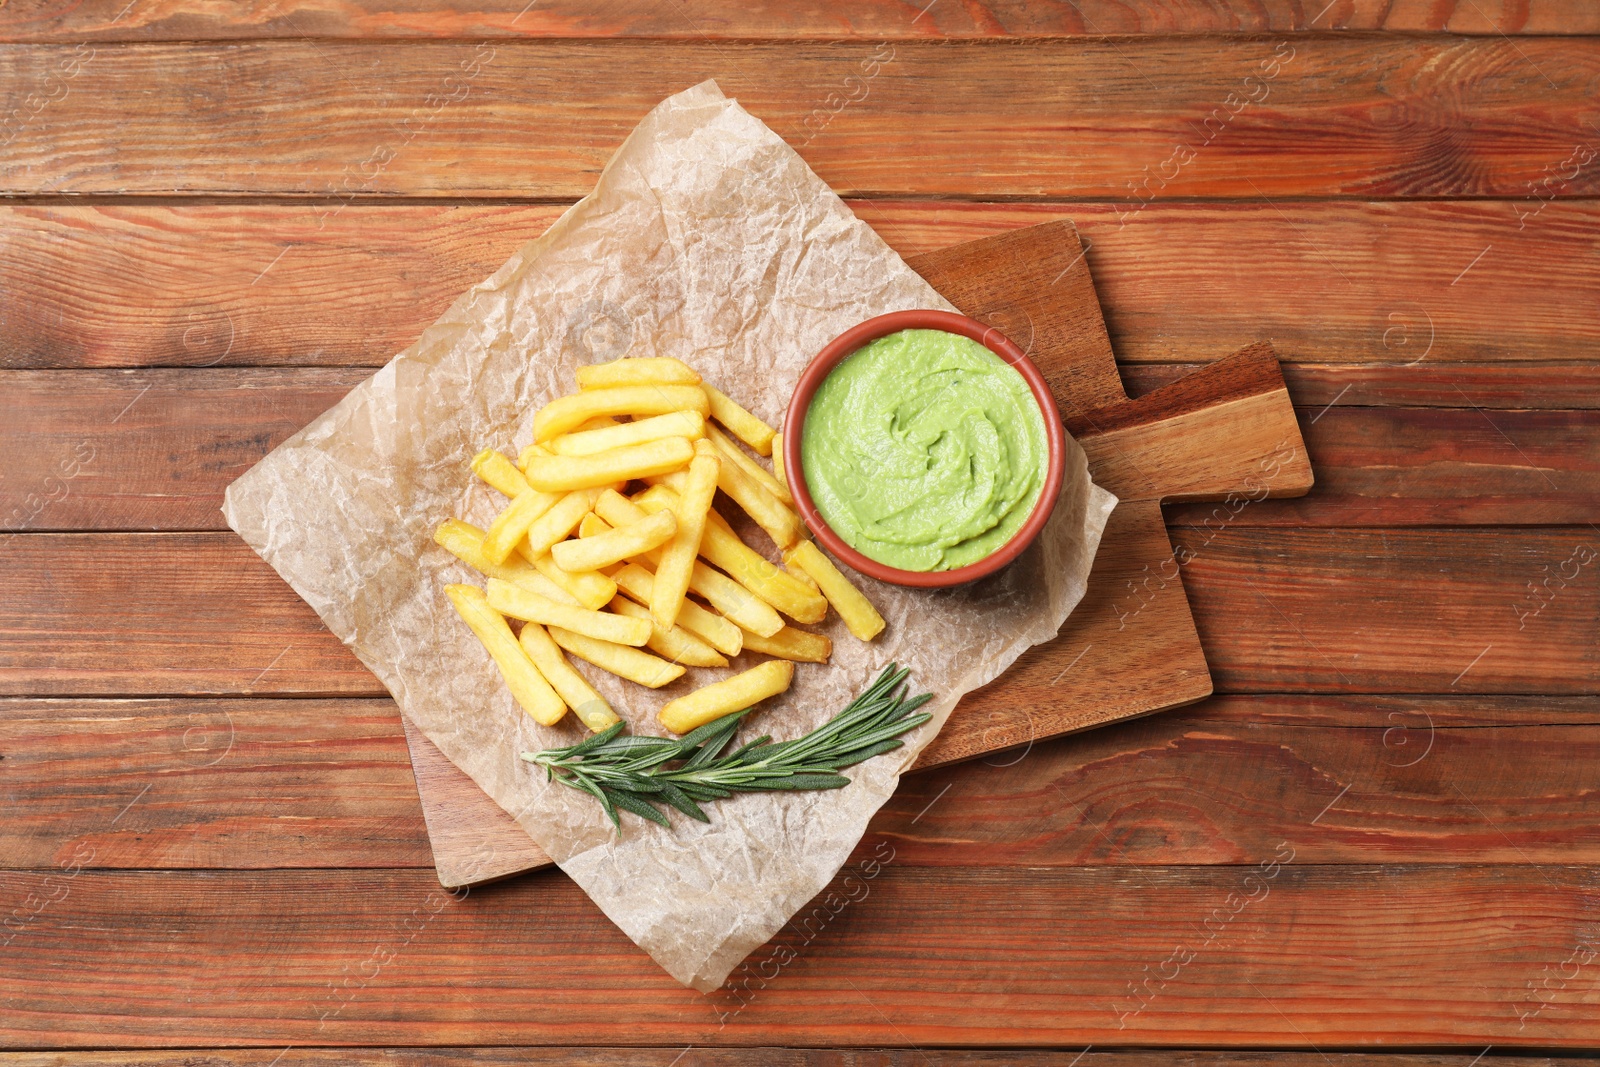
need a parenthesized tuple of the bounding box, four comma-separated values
(781, 309, 1066, 588)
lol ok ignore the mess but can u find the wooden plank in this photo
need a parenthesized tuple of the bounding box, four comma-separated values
(0, 1053, 1585, 1067)
(0, 697, 432, 870)
(3, 528, 1596, 698)
(1180, 527, 1600, 693)
(4, 39, 1600, 200)
(1, 865, 1596, 1045)
(6, 374, 1598, 536)
(21, 694, 1588, 872)
(1124, 361, 1600, 410)
(4, 0, 1591, 41)
(0, 533, 376, 697)
(5, 201, 1598, 370)
(15, 694, 1598, 872)
(1167, 403, 1600, 526)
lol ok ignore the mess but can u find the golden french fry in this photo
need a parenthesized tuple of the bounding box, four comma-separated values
(525, 437, 695, 492)
(708, 424, 792, 506)
(609, 595, 728, 668)
(658, 659, 794, 734)
(576, 356, 701, 390)
(703, 384, 776, 456)
(551, 508, 677, 573)
(578, 512, 609, 539)
(716, 447, 804, 550)
(444, 584, 566, 725)
(548, 626, 686, 689)
(573, 416, 621, 433)
(737, 624, 832, 663)
(486, 578, 651, 647)
(641, 469, 690, 494)
(771, 432, 786, 487)
(523, 487, 601, 557)
(785, 539, 886, 641)
(652, 448, 719, 628)
(530, 554, 615, 611)
(517, 623, 618, 732)
(610, 563, 743, 656)
(635, 489, 826, 623)
(550, 409, 705, 458)
(685, 562, 784, 637)
(471, 448, 531, 497)
(481, 485, 563, 564)
(784, 558, 820, 593)
(516, 442, 549, 473)
(532, 384, 709, 442)
(434, 519, 585, 605)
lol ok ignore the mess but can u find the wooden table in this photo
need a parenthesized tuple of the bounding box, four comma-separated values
(3, 2, 1598, 1062)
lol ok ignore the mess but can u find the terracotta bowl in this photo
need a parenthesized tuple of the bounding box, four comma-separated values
(781, 309, 1066, 589)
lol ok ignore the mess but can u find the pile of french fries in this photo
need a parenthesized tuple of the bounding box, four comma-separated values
(436, 356, 886, 737)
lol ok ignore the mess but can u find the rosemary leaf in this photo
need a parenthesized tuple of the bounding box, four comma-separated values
(522, 664, 932, 832)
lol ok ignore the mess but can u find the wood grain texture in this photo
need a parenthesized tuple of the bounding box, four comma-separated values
(1182, 527, 1600, 693)
(4, 39, 1600, 200)
(6, 201, 1598, 370)
(2, 865, 1598, 1045)
(25, 690, 1559, 875)
(5, 527, 1596, 698)
(400, 716, 549, 884)
(3, 0, 1590, 41)
(17, 694, 1599, 872)
(0, 1054, 1587, 1067)
(0, 697, 431, 869)
(7, 371, 1598, 532)
(1075, 343, 1314, 503)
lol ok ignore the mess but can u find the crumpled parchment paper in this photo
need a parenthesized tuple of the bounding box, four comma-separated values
(224, 80, 1117, 992)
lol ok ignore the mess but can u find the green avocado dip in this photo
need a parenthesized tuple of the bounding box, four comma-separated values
(800, 328, 1048, 572)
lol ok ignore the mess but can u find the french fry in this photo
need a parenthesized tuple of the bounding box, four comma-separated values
(481, 484, 563, 564)
(770, 432, 785, 486)
(787, 547, 889, 639)
(471, 448, 531, 497)
(641, 469, 690, 494)
(784, 558, 820, 593)
(578, 512, 609, 539)
(548, 625, 686, 689)
(576, 356, 701, 390)
(610, 563, 743, 657)
(532, 384, 709, 442)
(784, 539, 886, 641)
(737, 624, 832, 663)
(517, 623, 619, 732)
(634, 488, 826, 624)
(572, 416, 620, 433)
(524, 487, 602, 557)
(530, 553, 616, 611)
(708, 424, 792, 505)
(434, 519, 588, 606)
(551, 410, 705, 459)
(525, 437, 695, 492)
(658, 659, 794, 734)
(486, 578, 651, 647)
(608, 595, 728, 668)
(551, 508, 677, 573)
(716, 447, 804, 550)
(652, 444, 719, 628)
(703, 384, 776, 456)
(684, 562, 784, 637)
(444, 584, 566, 726)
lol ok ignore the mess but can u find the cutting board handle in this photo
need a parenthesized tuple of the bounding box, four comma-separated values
(1072, 341, 1314, 503)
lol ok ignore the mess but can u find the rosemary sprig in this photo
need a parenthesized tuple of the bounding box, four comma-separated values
(521, 664, 933, 830)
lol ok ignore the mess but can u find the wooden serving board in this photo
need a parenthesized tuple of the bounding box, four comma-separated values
(402, 219, 1314, 887)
